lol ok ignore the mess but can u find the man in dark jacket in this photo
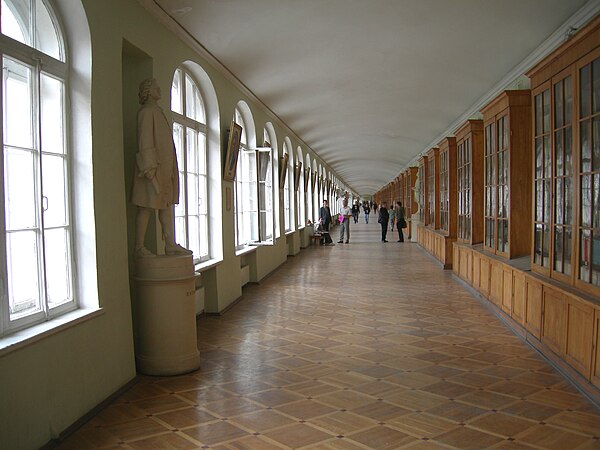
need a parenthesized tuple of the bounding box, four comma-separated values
(319, 199, 333, 245)
(378, 201, 390, 242)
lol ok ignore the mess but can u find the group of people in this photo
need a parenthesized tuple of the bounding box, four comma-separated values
(317, 198, 406, 245)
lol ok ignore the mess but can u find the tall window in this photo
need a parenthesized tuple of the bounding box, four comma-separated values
(578, 59, 600, 287)
(296, 148, 304, 228)
(171, 68, 209, 262)
(234, 107, 258, 248)
(258, 128, 273, 242)
(1, 0, 73, 333)
(457, 138, 471, 241)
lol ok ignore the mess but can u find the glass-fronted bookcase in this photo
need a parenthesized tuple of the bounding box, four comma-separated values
(481, 90, 532, 259)
(438, 137, 457, 237)
(426, 147, 439, 229)
(418, 155, 428, 225)
(528, 20, 600, 296)
(455, 120, 484, 245)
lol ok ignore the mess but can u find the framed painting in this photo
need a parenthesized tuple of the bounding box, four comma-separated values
(223, 121, 242, 181)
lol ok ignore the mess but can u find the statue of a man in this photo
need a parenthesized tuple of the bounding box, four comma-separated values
(131, 78, 191, 258)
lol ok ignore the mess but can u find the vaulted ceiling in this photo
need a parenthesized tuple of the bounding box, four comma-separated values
(148, 0, 594, 195)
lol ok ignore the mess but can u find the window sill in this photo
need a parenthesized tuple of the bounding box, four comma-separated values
(194, 257, 223, 273)
(235, 245, 257, 257)
(0, 307, 104, 358)
(285, 230, 295, 236)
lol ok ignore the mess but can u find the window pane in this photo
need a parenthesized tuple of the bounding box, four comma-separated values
(580, 230, 591, 282)
(581, 64, 591, 118)
(555, 178, 563, 224)
(554, 80, 563, 128)
(198, 176, 207, 215)
(44, 227, 71, 308)
(555, 130, 563, 177)
(592, 233, 600, 286)
(544, 180, 551, 224)
(581, 120, 591, 173)
(544, 136, 551, 178)
(198, 132, 207, 174)
(542, 224, 550, 267)
(565, 76, 572, 126)
(534, 223, 542, 265)
(41, 154, 67, 227)
(594, 173, 600, 229)
(564, 226, 572, 275)
(7, 230, 41, 320)
(554, 226, 563, 273)
(186, 128, 198, 174)
(565, 127, 572, 175)
(3, 57, 33, 148)
(594, 117, 600, 171)
(4, 146, 37, 229)
(1, 0, 30, 45)
(188, 215, 200, 259)
(535, 138, 543, 178)
(187, 173, 198, 216)
(565, 177, 573, 225)
(41, 73, 65, 154)
(543, 90, 550, 132)
(171, 69, 182, 114)
(582, 174, 592, 228)
(35, 0, 62, 60)
(593, 58, 600, 114)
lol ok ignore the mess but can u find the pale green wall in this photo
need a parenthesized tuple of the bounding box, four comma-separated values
(0, 1, 338, 448)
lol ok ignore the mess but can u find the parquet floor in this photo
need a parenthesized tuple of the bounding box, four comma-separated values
(58, 221, 600, 449)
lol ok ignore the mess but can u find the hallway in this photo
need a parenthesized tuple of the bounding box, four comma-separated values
(59, 220, 600, 449)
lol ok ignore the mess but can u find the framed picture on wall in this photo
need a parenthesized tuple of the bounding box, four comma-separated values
(223, 121, 242, 181)
(279, 152, 289, 189)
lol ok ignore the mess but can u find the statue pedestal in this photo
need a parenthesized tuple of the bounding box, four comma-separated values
(411, 213, 419, 243)
(134, 254, 200, 376)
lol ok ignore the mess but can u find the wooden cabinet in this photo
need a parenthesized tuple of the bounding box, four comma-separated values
(502, 267, 513, 314)
(426, 148, 439, 229)
(418, 156, 428, 225)
(402, 167, 418, 239)
(455, 120, 484, 245)
(512, 271, 526, 326)
(490, 260, 503, 306)
(593, 308, 600, 388)
(481, 90, 532, 259)
(527, 15, 600, 298)
(565, 296, 594, 378)
(438, 137, 457, 237)
(525, 277, 543, 339)
(541, 288, 567, 356)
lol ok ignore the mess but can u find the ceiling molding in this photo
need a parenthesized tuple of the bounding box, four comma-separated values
(401, 0, 600, 174)
(135, 0, 354, 191)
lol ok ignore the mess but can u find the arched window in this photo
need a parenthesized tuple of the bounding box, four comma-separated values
(305, 154, 312, 223)
(283, 139, 292, 232)
(296, 147, 305, 228)
(265, 124, 280, 239)
(171, 67, 209, 262)
(234, 104, 258, 249)
(1, 0, 76, 333)
(258, 128, 274, 242)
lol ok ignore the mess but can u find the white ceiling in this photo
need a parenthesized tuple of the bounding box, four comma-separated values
(150, 0, 594, 195)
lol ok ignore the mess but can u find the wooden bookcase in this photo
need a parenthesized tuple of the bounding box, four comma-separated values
(426, 147, 439, 229)
(438, 137, 457, 237)
(481, 90, 532, 259)
(455, 119, 484, 245)
(402, 167, 418, 238)
(527, 14, 600, 298)
(418, 155, 428, 225)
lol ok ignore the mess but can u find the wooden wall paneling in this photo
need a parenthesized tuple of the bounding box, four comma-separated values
(565, 297, 594, 379)
(473, 251, 481, 292)
(512, 271, 526, 326)
(479, 254, 491, 298)
(541, 287, 568, 356)
(592, 308, 600, 388)
(525, 277, 543, 339)
(502, 266, 513, 314)
(490, 260, 503, 306)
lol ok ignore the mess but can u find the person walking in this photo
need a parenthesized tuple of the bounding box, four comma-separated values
(378, 201, 389, 242)
(351, 202, 360, 224)
(338, 199, 351, 244)
(394, 201, 406, 242)
(363, 202, 371, 223)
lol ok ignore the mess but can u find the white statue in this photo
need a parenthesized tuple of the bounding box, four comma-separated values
(131, 78, 191, 258)
(412, 171, 420, 215)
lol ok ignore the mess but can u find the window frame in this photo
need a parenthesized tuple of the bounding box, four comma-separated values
(171, 67, 210, 263)
(0, 0, 76, 335)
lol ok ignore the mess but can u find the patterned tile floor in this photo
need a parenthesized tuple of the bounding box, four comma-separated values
(58, 221, 600, 449)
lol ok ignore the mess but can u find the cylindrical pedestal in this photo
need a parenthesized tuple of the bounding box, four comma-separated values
(411, 213, 419, 243)
(134, 254, 200, 376)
